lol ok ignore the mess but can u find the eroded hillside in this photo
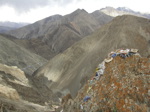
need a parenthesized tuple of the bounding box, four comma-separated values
(0, 63, 60, 112)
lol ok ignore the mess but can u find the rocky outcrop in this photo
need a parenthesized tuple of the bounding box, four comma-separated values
(0, 64, 61, 112)
(0, 64, 28, 84)
(0, 64, 29, 100)
(63, 51, 150, 112)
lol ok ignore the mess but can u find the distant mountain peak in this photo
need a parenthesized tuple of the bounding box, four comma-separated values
(0, 21, 29, 28)
(100, 6, 150, 19)
(117, 7, 132, 11)
(72, 8, 88, 14)
(100, 6, 116, 11)
(117, 7, 136, 13)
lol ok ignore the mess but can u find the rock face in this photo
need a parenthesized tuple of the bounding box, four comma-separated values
(33, 15, 150, 97)
(63, 52, 150, 112)
(7, 9, 112, 59)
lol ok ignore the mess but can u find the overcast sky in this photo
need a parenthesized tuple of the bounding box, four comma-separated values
(0, 0, 149, 23)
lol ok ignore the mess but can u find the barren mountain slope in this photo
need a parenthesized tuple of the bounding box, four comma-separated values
(7, 9, 112, 59)
(0, 34, 47, 75)
(33, 15, 150, 97)
(91, 10, 113, 25)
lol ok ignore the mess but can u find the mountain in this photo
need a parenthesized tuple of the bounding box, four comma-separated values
(0, 34, 47, 75)
(0, 34, 62, 111)
(7, 9, 113, 59)
(33, 15, 150, 97)
(0, 26, 16, 33)
(117, 7, 135, 13)
(0, 21, 29, 33)
(117, 7, 150, 19)
(0, 21, 29, 28)
(100, 6, 150, 19)
(63, 53, 150, 112)
(91, 10, 113, 25)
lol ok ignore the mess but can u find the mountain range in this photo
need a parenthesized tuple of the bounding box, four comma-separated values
(0, 21, 28, 28)
(100, 7, 150, 19)
(33, 15, 150, 97)
(7, 9, 112, 59)
(0, 21, 29, 33)
(4, 7, 150, 60)
(0, 26, 15, 33)
(0, 7, 150, 112)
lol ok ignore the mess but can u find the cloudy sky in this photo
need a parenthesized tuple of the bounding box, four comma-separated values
(0, 0, 149, 23)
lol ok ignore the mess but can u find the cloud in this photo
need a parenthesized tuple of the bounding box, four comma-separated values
(0, 0, 50, 13)
(0, 0, 79, 13)
(0, 0, 149, 23)
(54, 0, 79, 5)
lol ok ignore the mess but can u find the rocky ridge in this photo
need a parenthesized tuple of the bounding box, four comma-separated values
(63, 49, 150, 112)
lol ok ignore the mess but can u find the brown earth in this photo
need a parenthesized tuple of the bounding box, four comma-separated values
(63, 54, 150, 112)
